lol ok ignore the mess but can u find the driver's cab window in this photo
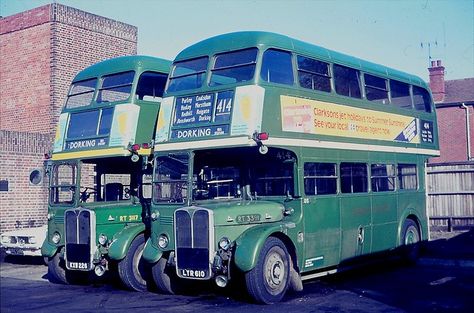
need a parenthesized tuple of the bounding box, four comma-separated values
(79, 158, 150, 203)
(50, 163, 77, 205)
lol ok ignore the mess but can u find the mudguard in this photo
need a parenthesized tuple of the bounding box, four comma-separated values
(142, 238, 163, 264)
(234, 223, 286, 272)
(398, 208, 426, 244)
(108, 224, 145, 261)
(41, 240, 59, 257)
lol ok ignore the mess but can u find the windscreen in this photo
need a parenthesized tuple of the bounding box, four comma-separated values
(192, 147, 295, 200)
(79, 157, 151, 203)
(50, 163, 77, 205)
(153, 153, 189, 204)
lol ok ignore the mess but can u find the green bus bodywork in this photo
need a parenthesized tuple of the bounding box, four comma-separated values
(144, 32, 439, 303)
(42, 55, 171, 291)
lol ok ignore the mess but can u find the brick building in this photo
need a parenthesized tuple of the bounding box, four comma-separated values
(0, 4, 137, 232)
(428, 60, 474, 163)
(426, 61, 474, 228)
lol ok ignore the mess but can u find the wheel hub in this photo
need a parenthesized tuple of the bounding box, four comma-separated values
(265, 253, 285, 289)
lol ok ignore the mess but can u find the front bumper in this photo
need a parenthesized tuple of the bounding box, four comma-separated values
(2, 246, 42, 257)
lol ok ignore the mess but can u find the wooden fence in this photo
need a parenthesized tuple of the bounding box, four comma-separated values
(427, 162, 474, 231)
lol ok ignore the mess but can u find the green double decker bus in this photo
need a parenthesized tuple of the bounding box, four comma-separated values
(42, 55, 170, 291)
(143, 32, 439, 303)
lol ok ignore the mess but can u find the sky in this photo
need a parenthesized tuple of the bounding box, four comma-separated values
(1, 0, 473, 82)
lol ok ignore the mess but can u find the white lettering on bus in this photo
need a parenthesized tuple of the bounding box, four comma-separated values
(175, 116, 196, 124)
(68, 261, 88, 269)
(68, 140, 96, 149)
(180, 104, 192, 111)
(176, 128, 212, 138)
(181, 97, 192, 104)
(180, 269, 206, 278)
(196, 94, 211, 102)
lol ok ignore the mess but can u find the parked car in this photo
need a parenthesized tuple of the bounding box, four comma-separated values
(1, 225, 47, 257)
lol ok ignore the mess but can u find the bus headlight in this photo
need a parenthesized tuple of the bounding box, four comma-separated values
(29, 236, 37, 244)
(218, 237, 231, 251)
(158, 234, 169, 249)
(47, 213, 54, 221)
(98, 234, 107, 246)
(52, 232, 61, 244)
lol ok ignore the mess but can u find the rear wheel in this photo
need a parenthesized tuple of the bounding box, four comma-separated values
(117, 234, 148, 291)
(400, 219, 421, 263)
(245, 237, 290, 304)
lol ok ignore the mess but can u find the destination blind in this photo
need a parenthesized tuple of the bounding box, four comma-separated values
(171, 91, 234, 139)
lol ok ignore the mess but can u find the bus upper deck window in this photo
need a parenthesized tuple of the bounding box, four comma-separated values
(97, 71, 134, 103)
(136, 71, 167, 102)
(210, 48, 257, 86)
(390, 80, 412, 110)
(167, 57, 209, 93)
(261, 49, 294, 85)
(412, 86, 432, 113)
(364, 74, 389, 104)
(333, 64, 361, 99)
(65, 78, 97, 109)
(297, 56, 331, 92)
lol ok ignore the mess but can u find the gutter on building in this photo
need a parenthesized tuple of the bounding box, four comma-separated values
(461, 103, 472, 161)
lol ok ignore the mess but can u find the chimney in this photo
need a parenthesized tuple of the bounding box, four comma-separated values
(428, 60, 445, 103)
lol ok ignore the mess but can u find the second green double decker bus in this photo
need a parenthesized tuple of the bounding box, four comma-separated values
(42, 56, 170, 291)
(143, 32, 439, 303)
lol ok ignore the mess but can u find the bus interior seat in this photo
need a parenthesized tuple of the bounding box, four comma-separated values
(105, 183, 123, 201)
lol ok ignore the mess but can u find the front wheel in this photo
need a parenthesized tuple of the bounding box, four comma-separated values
(151, 252, 186, 294)
(47, 250, 88, 284)
(117, 234, 148, 291)
(47, 252, 67, 284)
(400, 219, 421, 263)
(244, 237, 290, 304)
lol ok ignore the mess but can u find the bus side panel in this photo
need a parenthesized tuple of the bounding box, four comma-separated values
(371, 193, 398, 253)
(302, 196, 341, 271)
(340, 195, 372, 260)
(135, 104, 160, 145)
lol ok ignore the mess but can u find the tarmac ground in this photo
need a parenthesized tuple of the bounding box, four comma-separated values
(1, 229, 473, 312)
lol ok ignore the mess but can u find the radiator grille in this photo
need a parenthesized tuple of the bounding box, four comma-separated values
(174, 207, 213, 280)
(64, 208, 95, 271)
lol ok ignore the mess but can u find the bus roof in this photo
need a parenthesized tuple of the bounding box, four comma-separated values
(73, 55, 171, 82)
(174, 31, 427, 88)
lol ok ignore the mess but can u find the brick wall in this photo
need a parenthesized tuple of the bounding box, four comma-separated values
(428, 61, 445, 103)
(0, 7, 52, 133)
(50, 4, 137, 128)
(0, 131, 52, 230)
(430, 105, 474, 163)
(0, 4, 137, 232)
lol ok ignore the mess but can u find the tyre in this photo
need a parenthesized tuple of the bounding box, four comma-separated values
(47, 251, 68, 284)
(151, 253, 185, 294)
(244, 237, 290, 304)
(400, 219, 421, 263)
(47, 249, 88, 284)
(117, 234, 149, 291)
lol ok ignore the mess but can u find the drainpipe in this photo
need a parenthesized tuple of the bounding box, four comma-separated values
(461, 103, 472, 161)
